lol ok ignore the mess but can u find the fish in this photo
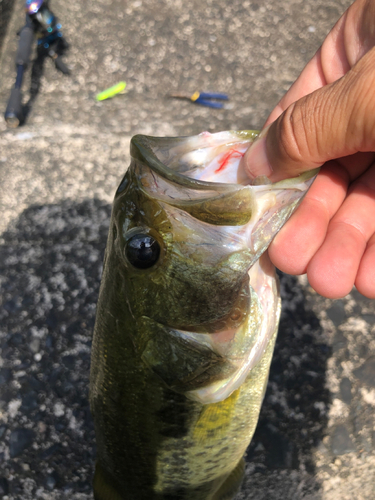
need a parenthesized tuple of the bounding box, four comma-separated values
(89, 131, 318, 500)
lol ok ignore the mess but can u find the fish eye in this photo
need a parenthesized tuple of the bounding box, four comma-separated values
(125, 233, 161, 269)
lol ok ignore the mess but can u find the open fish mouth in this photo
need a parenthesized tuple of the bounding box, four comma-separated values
(128, 131, 318, 265)
(114, 131, 318, 404)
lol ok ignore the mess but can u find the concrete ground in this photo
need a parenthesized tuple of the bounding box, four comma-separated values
(0, 0, 374, 499)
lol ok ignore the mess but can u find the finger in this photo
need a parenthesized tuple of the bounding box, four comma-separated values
(307, 222, 366, 299)
(336, 151, 375, 182)
(268, 161, 348, 274)
(355, 233, 375, 298)
(307, 162, 375, 298)
(243, 47, 375, 182)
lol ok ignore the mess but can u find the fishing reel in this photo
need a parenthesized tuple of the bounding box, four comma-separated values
(26, 0, 55, 32)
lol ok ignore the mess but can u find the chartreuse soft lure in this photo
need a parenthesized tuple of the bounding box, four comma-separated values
(95, 81, 126, 101)
(89, 131, 318, 500)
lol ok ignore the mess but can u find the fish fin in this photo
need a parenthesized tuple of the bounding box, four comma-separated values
(93, 461, 123, 500)
(193, 388, 240, 444)
(212, 458, 245, 500)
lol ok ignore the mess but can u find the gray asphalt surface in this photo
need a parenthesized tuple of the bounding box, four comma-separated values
(0, 0, 374, 499)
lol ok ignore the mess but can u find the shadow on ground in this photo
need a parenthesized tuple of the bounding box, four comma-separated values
(0, 199, 110, 497)
(0, 199, 330, 498)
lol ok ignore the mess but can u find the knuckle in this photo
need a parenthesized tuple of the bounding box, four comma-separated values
(276, 100, 316, 165)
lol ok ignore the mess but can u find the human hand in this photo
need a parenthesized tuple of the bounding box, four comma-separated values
(242, 0, 375, 299)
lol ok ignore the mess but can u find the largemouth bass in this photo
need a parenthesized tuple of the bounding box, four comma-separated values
(89, 131, 317, 500)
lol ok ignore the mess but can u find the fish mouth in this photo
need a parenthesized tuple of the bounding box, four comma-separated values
(128, 132, 318, 265)
(130, 132, 254, 192)
(125, 133, 318, 404)
(131, 132, 318, 190)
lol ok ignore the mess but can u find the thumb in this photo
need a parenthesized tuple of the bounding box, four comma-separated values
(243, 47, 375, 182)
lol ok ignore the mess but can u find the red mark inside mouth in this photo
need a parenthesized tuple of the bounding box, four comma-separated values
(215, 149, 244, 173)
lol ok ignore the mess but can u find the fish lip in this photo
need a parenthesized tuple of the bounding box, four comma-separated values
(131, 133, 318, 192)
(131, 134, 239, 192)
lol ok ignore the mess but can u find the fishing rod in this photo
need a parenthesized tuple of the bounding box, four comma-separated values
(4, 0, 70, 128)
(4, 25, 34, 128)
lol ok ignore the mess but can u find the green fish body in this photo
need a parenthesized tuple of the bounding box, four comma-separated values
(89, 131, 317, 499)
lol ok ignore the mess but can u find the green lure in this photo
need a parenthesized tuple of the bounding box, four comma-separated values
(96, 81, 126, 101)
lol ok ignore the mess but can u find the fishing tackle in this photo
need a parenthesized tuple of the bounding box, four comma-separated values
(96, 81, 127, 101)
(4, 0, 70, 127)
(170, 90, 229, 108)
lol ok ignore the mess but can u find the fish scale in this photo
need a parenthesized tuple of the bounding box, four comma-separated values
(90, 131, 318, 499)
